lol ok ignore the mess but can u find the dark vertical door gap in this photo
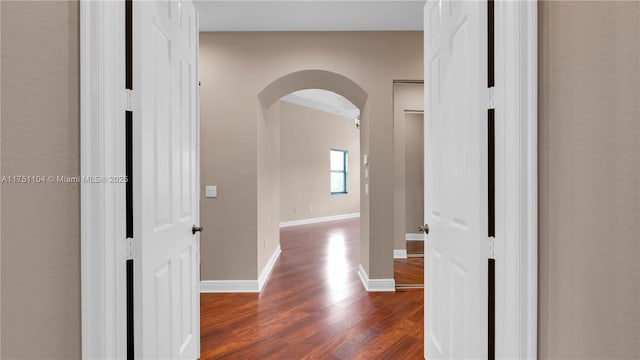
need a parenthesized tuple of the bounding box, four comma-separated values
(487, 1, 496, 359)
(488, 0, 495, 87)
(488, 258, 496, 360)
(487, 0, 496, 238)
(125, 0, 134, 359)
(126, 0, 132, 91)
(126, 111, 133, 239)
(488, 109, 495, 238)
(125, 0, 133, 238)
(126, 258, 134, 360)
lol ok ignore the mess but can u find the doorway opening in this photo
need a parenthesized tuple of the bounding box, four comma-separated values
(256, 70, 369, 283)
(277, 89, 361, 228)
(80, 2, 537, 358)
(392, 81, 425, 289)
(275, 88, 362, 293)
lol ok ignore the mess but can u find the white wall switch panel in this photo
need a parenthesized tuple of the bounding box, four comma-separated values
(363, 154, 369, 165)
(365, 183, 369, 195)
(205, 185, 217, 198)
(364, 168, 368, 179)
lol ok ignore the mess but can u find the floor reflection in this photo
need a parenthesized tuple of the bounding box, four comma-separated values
(325, 232, 348, 302)
(394, 240, 424, 286)
(200, 218, 425, 359)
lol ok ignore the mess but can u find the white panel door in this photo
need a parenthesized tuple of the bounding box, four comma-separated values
(133, 1, 200, 358)
(424, 0, 488, 358)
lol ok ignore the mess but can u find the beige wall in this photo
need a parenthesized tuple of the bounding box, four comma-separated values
(1, 1, 81, 359)
(404, 113, 424, 235)
(538, 1, 640, 358)
(393, 83, 424, 251)
(280, 101, 360, 222)
(199, 32, 423, 280)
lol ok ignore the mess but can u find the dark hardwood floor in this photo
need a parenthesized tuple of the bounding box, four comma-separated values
(200, 218, 424, 359)
(394, 257, 424, 285)
(406, 240, 424, 256)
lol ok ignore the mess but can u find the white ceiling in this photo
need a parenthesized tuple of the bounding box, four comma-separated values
(194, 1, 426, 32)
(281, 89, 360, 119)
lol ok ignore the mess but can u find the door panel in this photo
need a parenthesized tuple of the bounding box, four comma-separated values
(134, 1, 200, 359)
(424, 0, 488, 358)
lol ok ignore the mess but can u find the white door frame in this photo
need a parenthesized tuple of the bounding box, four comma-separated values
(80, 0, 537, 358)
(491, 1, 537, 358)
(80, 0, 128, 358)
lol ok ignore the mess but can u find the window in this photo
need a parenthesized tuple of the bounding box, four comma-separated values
(330, 149, 348, 194)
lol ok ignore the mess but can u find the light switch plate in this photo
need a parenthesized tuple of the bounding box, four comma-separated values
(205, 185, 217, 198)
(363, 154, 368, 165)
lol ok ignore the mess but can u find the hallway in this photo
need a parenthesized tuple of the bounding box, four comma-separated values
(200, 218, 424, 359)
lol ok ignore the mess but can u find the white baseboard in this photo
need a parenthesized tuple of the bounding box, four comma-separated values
(358, 264, 395, 292)
(280, 213, 360, 228)
(406, 233, 424, 241)
(200, 280, 259, 293)
(201, 244, 281, 293)
(393, 249, 408, 259)
(258, 244, 281, 292)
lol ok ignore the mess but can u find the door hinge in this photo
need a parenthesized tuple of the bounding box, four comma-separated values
(488, 87, 496, 110)
(488, 236, 495, 259)
(126, 237, 134, 260)
(125, 89, 134, 112)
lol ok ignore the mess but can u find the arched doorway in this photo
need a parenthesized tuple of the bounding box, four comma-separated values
(255, 69, 370, 284)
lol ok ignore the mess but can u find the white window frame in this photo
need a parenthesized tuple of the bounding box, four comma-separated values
(330, 148, 348, 194)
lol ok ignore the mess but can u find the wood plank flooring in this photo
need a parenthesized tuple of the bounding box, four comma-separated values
(200, 218, 424, 359)
(394, 257, 424, 285)
(406, 240, 424, 256)
(395, 240, 424, 286)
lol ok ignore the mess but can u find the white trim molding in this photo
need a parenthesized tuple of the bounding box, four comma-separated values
(494, 1, 538, 359)
(200, 280, 260, 293)
(279, 213, 360, 228)
(358, 264, 395, 292)
(405, 233, 424, 241)
(393, 249, 408, 259)
(201, 244, 281, 293)
(258, 244, 282, 292)
(81, 1, 127, 359)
